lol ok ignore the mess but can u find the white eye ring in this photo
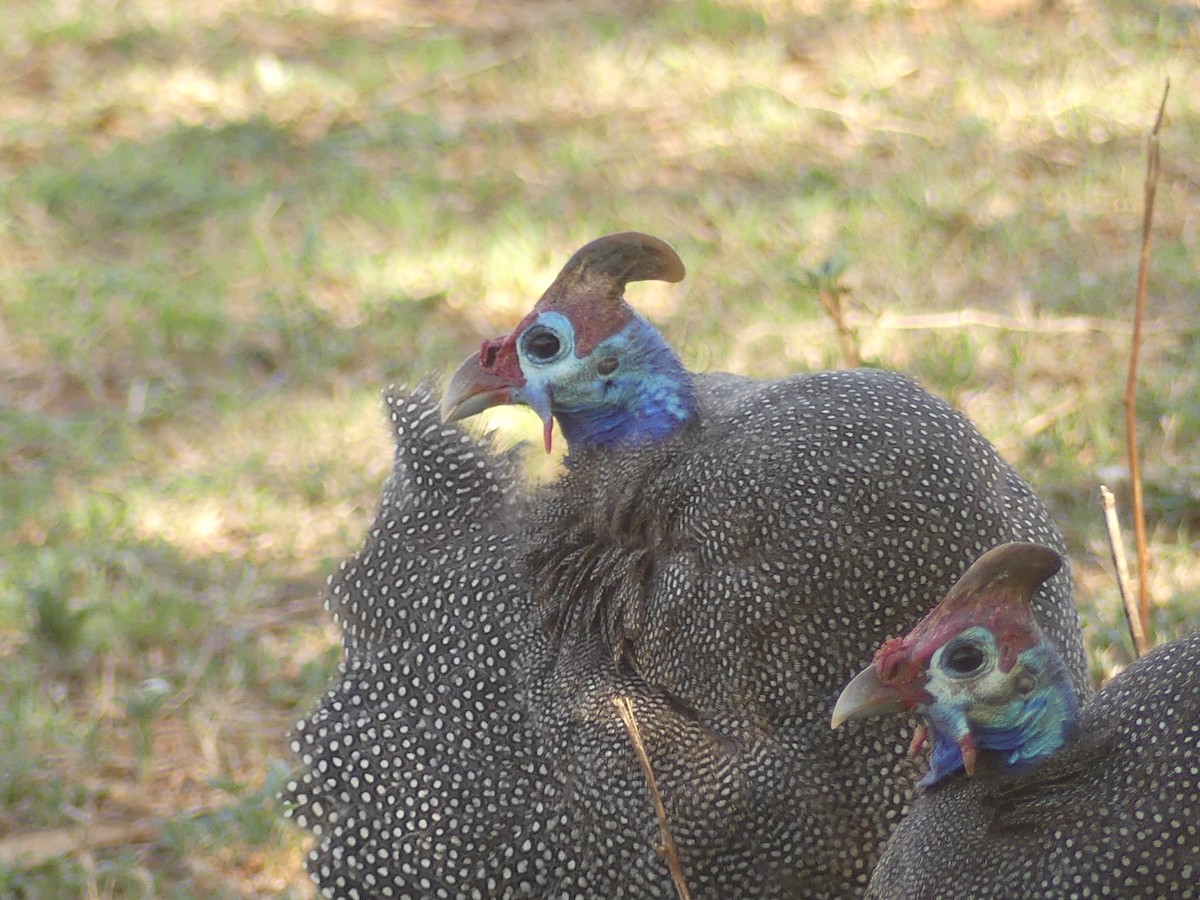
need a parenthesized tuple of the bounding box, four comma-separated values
(941, 637, 986, 676)
(520, 324, 566, 364)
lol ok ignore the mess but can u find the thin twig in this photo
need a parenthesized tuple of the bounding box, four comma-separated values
(611, 696, 693, 900)
(379, 49, 528, 108)
(0, 820, 162, 869)
(1124, 81, 1169, 648)
(1020, 396, 1079, 438)
(1100, 485, 1148, 657)
(847, 309, 1177, 335)
(818, 288, 860, 367)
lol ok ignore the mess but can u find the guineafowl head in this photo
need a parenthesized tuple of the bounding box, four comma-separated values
(832, 542, 1080, 787)
(441, 232, 698, 453)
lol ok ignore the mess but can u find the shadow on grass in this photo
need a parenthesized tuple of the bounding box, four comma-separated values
(1, 528, 330, 894)
(1, 0, 1197, 893)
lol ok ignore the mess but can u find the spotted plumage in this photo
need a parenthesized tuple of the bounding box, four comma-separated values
(281, 386, 559, 896)
(835, 544, 1200, 899)
(518, 369, 1089, 895)
(433, 233, 1091, 895)
(283, 386, 781, 897)
(286, 233, 1092, 898)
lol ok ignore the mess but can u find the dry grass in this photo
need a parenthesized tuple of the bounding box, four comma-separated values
(1, 0, 1197, 894)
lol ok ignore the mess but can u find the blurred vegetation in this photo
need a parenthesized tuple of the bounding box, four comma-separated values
(0, 0, 1196, 894)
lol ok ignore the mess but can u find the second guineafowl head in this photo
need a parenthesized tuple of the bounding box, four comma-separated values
(440, 232, 1093, 894)
(832, 542, 1080, 785)
(834, 542, 1199, 899)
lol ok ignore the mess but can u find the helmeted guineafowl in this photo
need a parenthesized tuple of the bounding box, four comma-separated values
(436, 232, 1092, 894)
(285, 386, 808, 897)
(281, 386, 553, 895)
(833, 541, 1200, 899)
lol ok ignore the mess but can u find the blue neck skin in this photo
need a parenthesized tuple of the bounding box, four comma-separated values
(922, 643, 1079, 788)
(552, 315, 698, 453)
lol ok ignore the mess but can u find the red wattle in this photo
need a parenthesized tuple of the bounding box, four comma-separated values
(909, 724, 929, 756)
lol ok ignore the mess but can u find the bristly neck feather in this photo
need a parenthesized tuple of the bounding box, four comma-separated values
(555, 315, 698, 453)
(923, 642, 1079, 788)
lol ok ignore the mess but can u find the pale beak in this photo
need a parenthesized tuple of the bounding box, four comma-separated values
(441, 351, 519, 422)
(831, 663, 906, 729)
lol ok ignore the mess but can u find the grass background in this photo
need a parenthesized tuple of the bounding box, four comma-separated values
(1, 0, 1197, 895)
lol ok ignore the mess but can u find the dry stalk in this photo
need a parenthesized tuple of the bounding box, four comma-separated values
(1100, 486, 1148, 657)
(1124, 81, 1169, 648)
(611, 696, 693, 900)
(0, 818, 166, 869)
(848, 309, 1178, 336)
(818, 287, 861, 368)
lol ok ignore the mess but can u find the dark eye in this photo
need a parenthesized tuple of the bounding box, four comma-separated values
(522, 326, 562, 362)
(942, 639, 985, 676)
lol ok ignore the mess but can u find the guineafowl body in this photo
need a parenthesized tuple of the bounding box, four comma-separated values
(834, 543, 1200, 900)
(282, 387, 556, 895)
(429, 233, 1092, 894)
(285, 386, 806, 897)
(517, 368, 1089, 895)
